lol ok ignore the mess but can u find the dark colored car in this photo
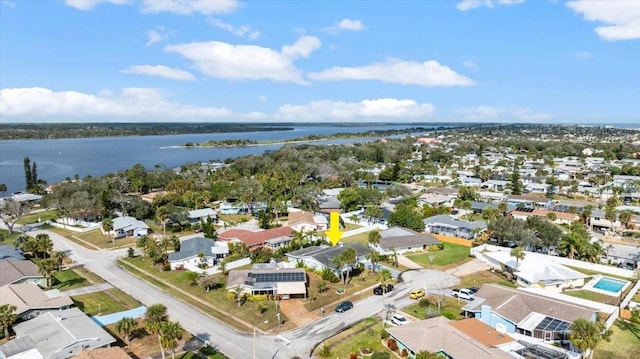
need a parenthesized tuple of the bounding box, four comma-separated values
(373, 283, 395, 295)
(335, 301, 353, 313)
(469, 286, 480, 294)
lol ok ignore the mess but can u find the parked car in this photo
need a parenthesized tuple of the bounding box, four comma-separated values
(468, 286, 480, 294)
(451, 288, 475, 300)
(390, 314, 409, 326)
(335, 301, 354, 313)
(373, 283, 394, 295)
(409, 289, 425, 299)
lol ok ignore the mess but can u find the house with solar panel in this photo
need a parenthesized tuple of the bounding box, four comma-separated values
(463, 284, 598, 343)
(226, 264, 307, 298)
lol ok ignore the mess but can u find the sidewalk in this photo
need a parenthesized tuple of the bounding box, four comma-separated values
(62, 282, 114, 296)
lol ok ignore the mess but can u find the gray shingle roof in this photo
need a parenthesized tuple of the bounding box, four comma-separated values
(0, 259, 41, 286)
(168, 237, 227, 261)
(287, 243, 368, 268)
(424, 214, 487, 231)
(379, 227, 440, 250)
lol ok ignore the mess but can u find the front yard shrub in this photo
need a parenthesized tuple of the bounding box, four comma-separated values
(418, 298, 432, 307)
(442, 310, 457, 320)
(401, 348, 408, 357)
(386, 338, 398, 351)
(321, 267, 340, 283)
(319, 344, 331, 358)
(350, 353, 358, 359)
(380, 329, 389, 339)
(226, 291, 236, 301)
(247, 294, 268, 301)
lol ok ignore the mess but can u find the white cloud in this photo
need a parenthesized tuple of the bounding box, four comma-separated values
(459, 105, 552, 122)
(325, 18, 364, 33)
(147, 27, 169, 46)
(65, 0, 130, 10)
(575, 51, 593, 60)
(456, 0, 524, 11)
(122, 65, 196, 81)
(0, 87, 233, 122)
(276, 98, 434, 121)
(208, 18, 261, 39)
(140, 0, 238, 15)
(165, 35, 321, 85)
(0, 88, 436, 123)
(567, 0, 640, 41)
(307, 58, 474, 87)
(258, 95, 268, 102)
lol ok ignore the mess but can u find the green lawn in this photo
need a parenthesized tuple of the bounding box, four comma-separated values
(52, 267, 105, 291)
(408, 243, 471, 269)
(565, 266, 631, 281)
(457, 270, 517, 289)
(563, 290, 620, 306)
(0, 229, 22, 247)
(404, 295, 465, 320)
(312, 317, 390, 358)
(594, 320, 640, 359)
(340, 231, 370, 246)
(71, 229, 138, 249)
(16, 209, 59, 224)
(72, 288, 141, 315)
(304, 269, 382, 312)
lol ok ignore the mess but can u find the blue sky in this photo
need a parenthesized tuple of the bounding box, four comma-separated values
(0, 0, 638, 123)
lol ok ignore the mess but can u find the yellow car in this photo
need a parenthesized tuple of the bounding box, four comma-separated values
(409, 289, 425, 299)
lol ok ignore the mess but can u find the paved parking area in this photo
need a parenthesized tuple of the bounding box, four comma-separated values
(445, 258, 490, 277)
(399, 269, 460, 290)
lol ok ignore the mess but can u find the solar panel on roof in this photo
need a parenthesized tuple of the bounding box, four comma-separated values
(249, 272, 305, 283)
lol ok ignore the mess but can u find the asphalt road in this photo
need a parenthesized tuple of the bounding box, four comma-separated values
(31, 229, 456, 358)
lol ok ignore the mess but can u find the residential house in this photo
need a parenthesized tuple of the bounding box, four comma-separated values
(140, 190, 168, 204)
(168, 237, 229, 270)
(386, 317, 514, 359)
(357, 179, 392, 191)
(417, 193, 454, 208)
(109, 216, 149, 238)
(0, 337, 43, 359)
(463, 284, 598, 342)
(286, 243, 368, 273)
(286, 210, 328, 232)
(469, 201, 515, 215)
(476, 191, 508, 203)
(510, 208, 579, 225)
(0, 283, 73, 320)
(372, 227, 440, 255)
(424, 215, 487, 240)
(0, 259, 44, 287)
(481, 180, 509, 191)
(590, 209, 622, 233)
(317, 188, 342, 213)
(226, 265, 307, 298)
(508, 195, 550, 208)
(188, 208, 217, 225)
(218, 201, 267, 215)
(601, 242, 640, 269)
(0, 245, 25, 261)
(8, 308, 116, 359)
(459, 176, 482, 187)
(218, 226, 293, 250)
(481, 250, 587, 291)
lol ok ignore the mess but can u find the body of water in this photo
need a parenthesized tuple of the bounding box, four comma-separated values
(0, 124, 435, 193)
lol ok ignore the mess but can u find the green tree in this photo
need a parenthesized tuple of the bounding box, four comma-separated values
(0, 304, 17, 339)
(35, 233, 53, 259)
(115, 317, 138, 346)
(0, 183, 7, 198)
(37, 258, 58, 288)
(156, 206, 169, 236)
(388, 203, 425, 232)
(415, 350, 440, 359)
(102, 217, 114, 244)
(0, 199, 33, 235)
(509, 163, 523, 195)
(160, 320, 184, 359)
(568, 318, 611, 359)
(510, 246, 526, 271)
(24, 157, 32, 191)
(145, 304, 169, 359)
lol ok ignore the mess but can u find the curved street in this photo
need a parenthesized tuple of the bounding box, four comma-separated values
(33, 229, 452, 359)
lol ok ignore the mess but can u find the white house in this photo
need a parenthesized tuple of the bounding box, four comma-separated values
(188, 208, 217, 225)
(168, 237, 229, 270)
(110, 216, 149, 238)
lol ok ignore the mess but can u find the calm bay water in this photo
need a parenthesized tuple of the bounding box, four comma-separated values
(0, 124, 430, 193)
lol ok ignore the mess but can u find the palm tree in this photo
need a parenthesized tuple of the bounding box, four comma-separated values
(102, 217, 114, 245)
(0, 304, 17, 339)
(365, 248, 379, 273)
(115, 317, 138, 346)
(368, 230, 381, 248)
(332, 254, 346, 285)
(232, 286, 244, 307)
(37, 258, 58, 288)
(57, 207, 70, 228)
(157, 206, 169, 236)
(569, 318, 611, 359)
(35, 233, 53, 258)
(159, 236, 171, 255)
(510, 246, 525, 271)
(145, 304, 169, 359)
(51, 250, 66, 271)
(160, 320, 184, 359)
(342, 247, 357, 286)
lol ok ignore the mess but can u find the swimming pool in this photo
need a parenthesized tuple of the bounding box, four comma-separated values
(593, 277, 627, 293)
